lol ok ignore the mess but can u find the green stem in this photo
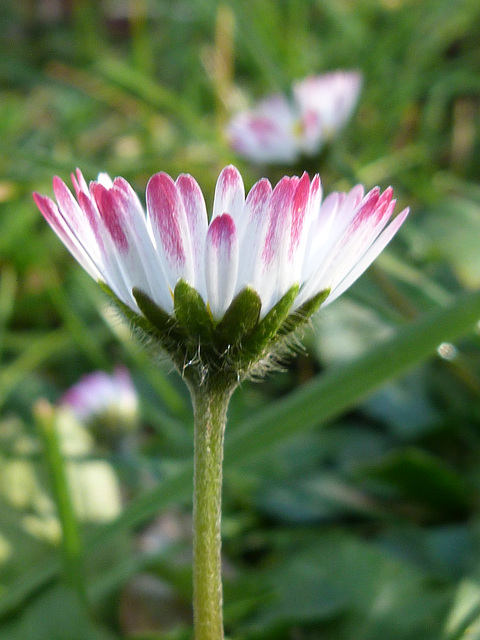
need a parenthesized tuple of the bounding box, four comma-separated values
(190, 379, 236, 640)
(34, 400, 87, 605)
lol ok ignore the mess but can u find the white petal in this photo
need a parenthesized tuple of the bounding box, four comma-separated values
(146, 172, 194, 297)
(257, 176, 297, 314)
(93, 179, 172, 312)
(97, 172, 114, 188)
(205, 214, 239, 319)
(33, 192, 102, 282)
(212, 165, 245, 223)
(176, 173, 209, 296)
(326, 207, 409, 305)
(236, 178, 272, 292)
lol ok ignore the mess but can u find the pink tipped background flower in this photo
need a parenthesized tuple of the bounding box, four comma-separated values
(293, 71, 362, 156)
(226, 70, 362, 165)
(34, 164, 408, 382)
(60, 366, 138, 426)
(226, 95, 300, 165)
(59, 366, 139, 447)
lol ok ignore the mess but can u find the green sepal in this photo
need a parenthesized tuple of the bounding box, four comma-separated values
(242, 283, 299, 358)
(99, 280, 329, 383)
(132, 287, 176, 333)
(132, 287, 187, 356)
(99, 282, 167, 343)
(99, 282, 153, 335)
(214, 287, 262, 351)
(280, 288, 330, 336)
(174, 279, 214, 343)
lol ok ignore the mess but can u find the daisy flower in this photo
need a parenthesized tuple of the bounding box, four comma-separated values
(34, 165, 407, 378)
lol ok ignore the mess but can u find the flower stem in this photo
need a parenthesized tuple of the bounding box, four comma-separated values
(190, 378, 236, 640)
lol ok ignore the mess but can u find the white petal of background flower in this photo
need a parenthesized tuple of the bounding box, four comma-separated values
(226, 95, 299, 165)
(294, 71, 363, 155)
(61, 367, 138, 424)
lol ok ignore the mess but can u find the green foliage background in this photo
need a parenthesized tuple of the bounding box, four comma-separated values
(1, 0, 480, 638)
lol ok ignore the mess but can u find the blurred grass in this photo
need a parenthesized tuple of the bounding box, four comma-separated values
(1, 0, 480, 638)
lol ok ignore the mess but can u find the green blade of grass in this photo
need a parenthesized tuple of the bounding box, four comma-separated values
(225, 288, 480, 464)
(95, 57, 212, 140)
(35, 402, 86, 605)
(0, 330, 71, 410)
(0, 265, 17, 359)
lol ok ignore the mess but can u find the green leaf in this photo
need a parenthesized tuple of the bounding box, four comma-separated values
(363, 448, 472, 519)
(35, 403, 86, 601)
(443, 579, 480, 640)
(243, 533, 447, 637)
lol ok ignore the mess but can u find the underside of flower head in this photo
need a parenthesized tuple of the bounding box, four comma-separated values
(34, 165, 408, 384)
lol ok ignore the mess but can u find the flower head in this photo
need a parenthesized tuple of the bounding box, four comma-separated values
(226, 71, 362, 165)
(34, 165, 407, 381)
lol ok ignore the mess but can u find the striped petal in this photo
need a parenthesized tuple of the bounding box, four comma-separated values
(236, 178, 272, 291)
(146, 172, 194, 294)
(212, 165, 245, 223)
(297, 186, 406, 308)
(255, 176, 299, 313)
(288, 172, 314, 279)
(33, 192, 102, 282)
(176, 173, 209, 295)
(321, 189, 396, 287)
(91, 179, 170, 311)
(205, 214, 239, 319)
(327, 206, 409, 305)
